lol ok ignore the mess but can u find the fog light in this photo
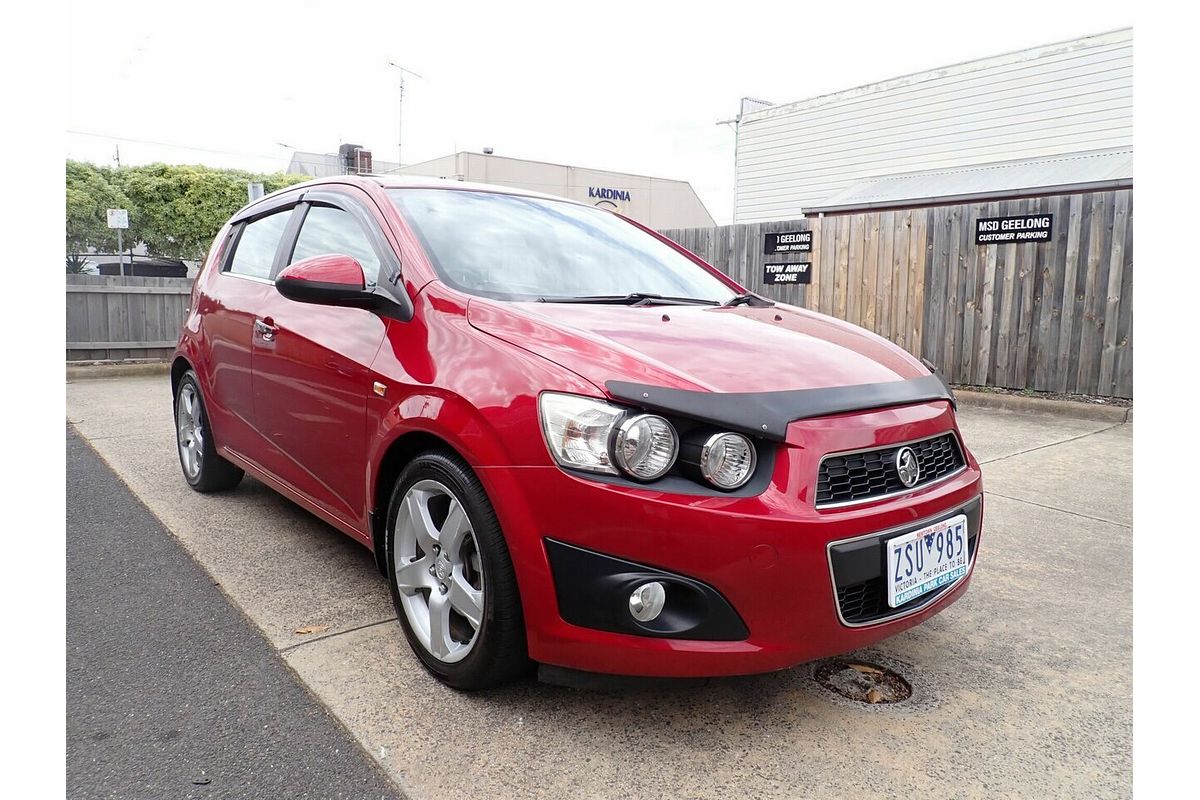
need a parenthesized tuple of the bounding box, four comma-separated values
(629, 581, 667, 622)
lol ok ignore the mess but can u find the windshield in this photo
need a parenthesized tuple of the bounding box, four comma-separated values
(388, 189, 737, 303)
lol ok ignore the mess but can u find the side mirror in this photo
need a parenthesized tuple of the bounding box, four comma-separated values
(275, 254, 378, 308)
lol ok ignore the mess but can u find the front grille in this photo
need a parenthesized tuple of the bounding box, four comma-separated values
(837, 575, 954, 624)
(816, 433, 964, 508)
(836, 579, 886, 622)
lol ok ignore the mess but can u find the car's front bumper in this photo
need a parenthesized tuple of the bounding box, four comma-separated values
(478, 400, 984, 678)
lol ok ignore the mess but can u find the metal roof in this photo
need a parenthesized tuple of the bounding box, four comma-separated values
(807, 148, 1133, 213)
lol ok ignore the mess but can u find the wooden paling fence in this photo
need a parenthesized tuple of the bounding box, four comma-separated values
(65, 190, 1132, 398)
(660, 188, 1132, 398)
(66, 274, 193, 361)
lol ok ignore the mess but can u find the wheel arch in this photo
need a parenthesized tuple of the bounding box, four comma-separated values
(369, 429, 466, 575)
(170, 354, 192, 399)
(367, 385, 529, 574)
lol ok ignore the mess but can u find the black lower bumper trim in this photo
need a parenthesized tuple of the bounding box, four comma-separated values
(544, 539, 749, 641)
(537, 663, 710, 689)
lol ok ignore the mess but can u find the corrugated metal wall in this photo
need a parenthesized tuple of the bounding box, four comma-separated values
(735, 29, 1132, 222)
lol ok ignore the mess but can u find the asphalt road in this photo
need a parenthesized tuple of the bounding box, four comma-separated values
(65, 427, 401, 800)
(67, 375, 1132, 799)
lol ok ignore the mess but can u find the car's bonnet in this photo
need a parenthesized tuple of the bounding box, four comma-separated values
(465, 298, 927, 394)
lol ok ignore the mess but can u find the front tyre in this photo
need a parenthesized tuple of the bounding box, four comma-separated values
(386, 450, 529, 689)
(174, 370, 244, 492)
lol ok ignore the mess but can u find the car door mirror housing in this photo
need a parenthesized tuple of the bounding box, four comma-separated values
(275, 254, 379, 308)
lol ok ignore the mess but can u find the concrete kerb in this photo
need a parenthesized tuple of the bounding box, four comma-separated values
(67, 361, 172, 381)
(953, 389, 1131, 424)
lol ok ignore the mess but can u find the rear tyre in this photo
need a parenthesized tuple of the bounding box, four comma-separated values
(385, 450, 529, 690)
(174, 370, 244, 492)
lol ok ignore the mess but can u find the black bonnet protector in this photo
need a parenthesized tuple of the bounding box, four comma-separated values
(605, 373, 955, 442)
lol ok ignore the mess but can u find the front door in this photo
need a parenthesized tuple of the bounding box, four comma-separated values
(251, 193, 392, 529)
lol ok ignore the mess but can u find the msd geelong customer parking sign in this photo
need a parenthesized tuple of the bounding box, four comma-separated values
(975, 213, 1053, 244)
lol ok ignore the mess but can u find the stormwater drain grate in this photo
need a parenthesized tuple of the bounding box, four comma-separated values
(814, 660, 912, 704)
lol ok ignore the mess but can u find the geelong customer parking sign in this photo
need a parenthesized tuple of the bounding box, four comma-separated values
(975, 214, 1053, 244)
(764, 231, 812, 254)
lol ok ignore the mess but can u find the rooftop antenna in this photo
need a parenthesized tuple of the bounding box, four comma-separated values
(387, 62, 423, 170)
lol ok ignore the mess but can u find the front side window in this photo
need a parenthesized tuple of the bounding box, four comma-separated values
(389, 189, 736, 303)
(290, 205, 382, 286)
(227, 209, 292, 280)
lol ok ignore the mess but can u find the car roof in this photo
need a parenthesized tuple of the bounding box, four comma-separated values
(303, 174, 579, 203)
(368, 174, 573, 201)
(234, 174, 591, 223)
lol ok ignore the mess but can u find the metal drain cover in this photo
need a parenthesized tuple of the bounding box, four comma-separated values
(814, 660, 912, 704)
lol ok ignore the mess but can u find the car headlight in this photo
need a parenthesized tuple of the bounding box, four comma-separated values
(699, 432, 756, 489)
(613, 414, 678, 480)
(538, 393, 624, 474)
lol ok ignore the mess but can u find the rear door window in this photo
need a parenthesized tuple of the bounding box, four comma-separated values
(226, 210, 292, 280)
(289, 205, 382, 287)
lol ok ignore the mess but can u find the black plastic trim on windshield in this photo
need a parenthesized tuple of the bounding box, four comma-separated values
(605, 373, 957, 442)
(721, 292, 775, 308)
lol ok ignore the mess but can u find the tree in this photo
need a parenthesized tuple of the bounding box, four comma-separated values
(65, 160, 308, 263)
(65, 160, 135, 255)
(116, 163, 307, 261)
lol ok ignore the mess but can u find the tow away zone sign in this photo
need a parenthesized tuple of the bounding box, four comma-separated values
(763, 261, 811, 285)
(975, 213, 1052, 244)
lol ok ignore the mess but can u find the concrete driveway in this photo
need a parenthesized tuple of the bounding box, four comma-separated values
(66, 375, 1131, 799)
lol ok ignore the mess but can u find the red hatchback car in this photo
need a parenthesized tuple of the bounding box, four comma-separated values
(172, 175, 983, 689)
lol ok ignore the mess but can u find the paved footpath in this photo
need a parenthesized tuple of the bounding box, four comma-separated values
(66, 427, 401, 800)
(67, 375, 1132, 799)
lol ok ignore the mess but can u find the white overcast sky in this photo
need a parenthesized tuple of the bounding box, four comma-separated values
(65, 0, 1131, 224)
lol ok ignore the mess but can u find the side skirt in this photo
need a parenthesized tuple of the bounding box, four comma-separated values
(220, 446, 373, 548)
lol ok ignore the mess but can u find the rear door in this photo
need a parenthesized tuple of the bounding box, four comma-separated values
(202, 203, 298, 461)
(250, 189, 394, 528)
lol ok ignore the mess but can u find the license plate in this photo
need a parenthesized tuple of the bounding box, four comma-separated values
(886, 514, 969, 607)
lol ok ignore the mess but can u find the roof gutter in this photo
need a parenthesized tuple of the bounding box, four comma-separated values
(805, 178, 1133, 216)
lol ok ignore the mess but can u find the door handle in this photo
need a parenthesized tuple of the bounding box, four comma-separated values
(254, 317, 277, 342)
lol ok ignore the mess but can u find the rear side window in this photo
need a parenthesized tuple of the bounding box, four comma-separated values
(289, 205, 382, 286)
(227, 210, 292, 280)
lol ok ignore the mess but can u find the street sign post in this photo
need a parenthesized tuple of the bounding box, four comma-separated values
(107, 208, 129, 276)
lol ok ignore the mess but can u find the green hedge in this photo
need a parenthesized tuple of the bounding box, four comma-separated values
(66, 160, 309, 262)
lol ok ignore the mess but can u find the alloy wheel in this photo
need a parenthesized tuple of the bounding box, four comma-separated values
(392, 479, 485, 663)
(176, 383, 204, 480)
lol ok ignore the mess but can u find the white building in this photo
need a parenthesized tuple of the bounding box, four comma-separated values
(288, 150, 715, 229)
(733, 28, 1133, 222)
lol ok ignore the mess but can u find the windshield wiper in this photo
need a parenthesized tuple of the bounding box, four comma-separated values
(721, 292, 775, 308)
(536, 292, 719, 306)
